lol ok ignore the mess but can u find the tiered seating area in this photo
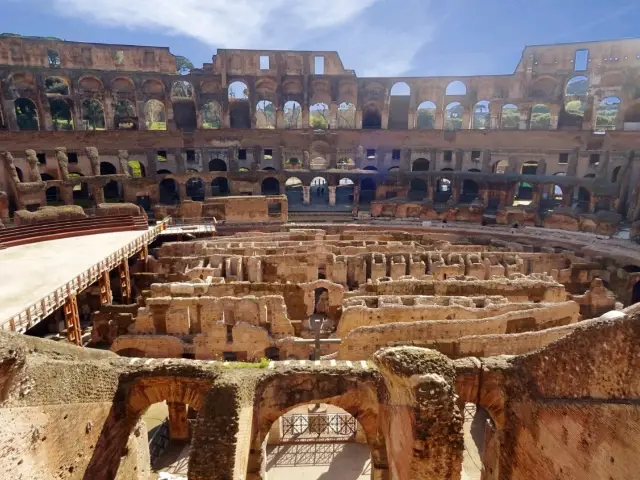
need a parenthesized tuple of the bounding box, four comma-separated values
(0, 215, 148, 249)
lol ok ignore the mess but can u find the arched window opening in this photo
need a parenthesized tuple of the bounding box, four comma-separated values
(211, 177, 230, 196)
(337, 102, 356, 129)
(472, 101, 490, 129)
(70, 173, 90, 206)
(310, 103, 329, 129)
(521, 161, 538, 175)
(446, 81, 467, 96)
(577, 187, 591, 213)
(82, 99, 105, 130)
(515, 182, 533, 205)
(461, 179, 479, 203)
(114, 100, 137, 130)
(145, 100, 166, 130)
(186, 178, 204, 201)
(611, 166, 621, 183)
(444, 102, 463, 131)
(389, 82, 410, 130)
(565, 76, 588, 96)
(501, 104, 519, 129)
(337, 178, 354, 205)
(229, 81, 250, 128)
(412, 158, 430, 172)
(49, 98, 73, 131)
(201, 101, 222, 129)
(558, 100, 585, 130)
(228, 81, 249, 100)
(595, 97, 620, 131)
(209, 158, 227, 172)
(530, 104, 551, 130)
(310, 177, 327, 204)
(362, 105, 381, 129)
(493, 160, 509, 174)
(171, 81, 193, 99)
(128, 160, 146, 178)
(408, 178, 427, 201)
(285, 157, 301, 170)
(416, 101, 436, 129)
(256, 100, 276, 129)
(264, 404, 372, 479)
(159, 178, 179, 205)
(44, 77, 69, 95)
(103, 181, 122, 202)
(15, 98, 39, 131)
(100, 162, 117, 175)
(435, 177, 452, 203)
(284, 101, 302, 129)
(285, 177, 303, 205)
(47, 49, 61, 68)
(261, 177, 280, 196)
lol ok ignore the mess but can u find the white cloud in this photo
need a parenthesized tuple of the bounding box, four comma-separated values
(48, 0, 435, 76)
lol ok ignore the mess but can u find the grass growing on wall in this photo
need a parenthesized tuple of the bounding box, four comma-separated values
(228, 357, 270, 369)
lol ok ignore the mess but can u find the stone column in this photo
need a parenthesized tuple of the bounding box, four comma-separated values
(168, 402, 189, 441)
(328, 185, 336, 206)
(519, 106, 531, 130)
(204, 181, 212, 199)
(178, 182, 187, 202)
(549, 104, 561, 130)
(103, 92, 115, 130)
(302, 105, 309, 128)
(435, 107, 444, 129)
(329, 102, 338, 129)
(302, 186, 310, 205)
(490, 103, 501, 130)
(2, 99, 18, 130)
(562, 187, 575, 208)
(566, 148, 579, 177)
(374, 347, 463, 480)
(355, 109, 363, 129)
(462, 108, 472, 130)
(582, 96, 595, 131)
(589, 193, 597, 213)
(381, 106, 390, 130)
(451, 180, 461, 204)
(275, 108, 285, 129)
(353, 184, 360, 204)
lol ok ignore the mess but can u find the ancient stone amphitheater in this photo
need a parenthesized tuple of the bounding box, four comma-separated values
(1, 35, 640, 480)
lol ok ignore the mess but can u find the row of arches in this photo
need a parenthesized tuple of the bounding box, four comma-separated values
(9, 95, 628, 132)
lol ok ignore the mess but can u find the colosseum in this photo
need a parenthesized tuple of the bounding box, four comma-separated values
(1, 34, 640, 480)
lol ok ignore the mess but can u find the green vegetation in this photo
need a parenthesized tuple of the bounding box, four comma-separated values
(228, 357, 270, 369)
(416, 110, 435, 129)
(1, 33, 62, 41)
(176, 55, 194, 75)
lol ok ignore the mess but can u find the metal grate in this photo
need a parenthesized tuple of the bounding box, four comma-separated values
(281, 413, 357, 443)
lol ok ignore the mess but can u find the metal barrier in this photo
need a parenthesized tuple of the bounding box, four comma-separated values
(2, 219, 169, 333)
(149, 419, 171, 467)
(281, 413, 357, 443)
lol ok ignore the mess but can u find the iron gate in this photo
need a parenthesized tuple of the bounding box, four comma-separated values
(281, 413, 357, 443)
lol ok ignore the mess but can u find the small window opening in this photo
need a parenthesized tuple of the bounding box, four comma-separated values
(226, 325, 233, 343)
(68, 152, 78, 164)
(444, 150, 453, 162)
(186, 150, 196, 163)
(259, 55, 270, 70)
(47, 49, 60, 68)
(144, 51, 154, 66)
(113, 50, 124, 65)
(36, 153, 46, 165)
(589, 153, 600, 166)
(315, 56, 325, 75)
(238, 149, 247, 160)
(268, 203, 282, 216)
(574, 49, 589, 72)
(223, 351, 237, 361)
(264, 149, 273, 160)
(392, 149, 401, 160)
(471, 150, 481, 161)
(157, 150, 168, 162)
(559, 153, 569, 164)
(366, 149, 376, 159)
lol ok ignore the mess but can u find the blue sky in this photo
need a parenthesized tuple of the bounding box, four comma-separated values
(1, 0, 639, 77)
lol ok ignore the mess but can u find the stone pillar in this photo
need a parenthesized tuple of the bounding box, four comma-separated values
(178, 182, 187, 202)
(329, 102, 338, 129)
(566, 148, 579, 177)
(103, 94, 115, 130)
(355, 109, 363, 129)
(549, 104, 561, 130)
(462, 108, 472, 130)
(63, 295, 82, 346)
(505, 183, 517, 207)
(353, 184, 360, 204)
(222, 104, 231, 128)
(167, 402, 189, 441)
(119, 259, 131, 303)
(302, 186, 310, 205)
(275, 108, 285, 129)
(490, 104, 501, 130)
(302, 105, 309, 128)
(435, 108, 444, 129)
(381, 107, 389, 130)
(451, 181, 461, 204)
(374, 347, 463, 480)
(531, 184, 542, 206)
(204, 182, 212, 199)
(562, 187, 574, 208)
(589, 193, 597, 213)
(2, 99, 18, 130)
(328, 185, 336, 206)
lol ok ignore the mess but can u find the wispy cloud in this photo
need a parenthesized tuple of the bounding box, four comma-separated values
(43, 0, 436, 76)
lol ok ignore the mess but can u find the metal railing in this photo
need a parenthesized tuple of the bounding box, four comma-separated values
(2, 219, 168, 333)
(149, 419, 171, 467)
(281, 413, 357, 443)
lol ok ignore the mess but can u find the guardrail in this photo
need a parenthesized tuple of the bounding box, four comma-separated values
(2, 218, 169, 333)
(168, 217, 218, 226)
(149, 419, 171, 467)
